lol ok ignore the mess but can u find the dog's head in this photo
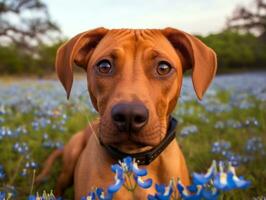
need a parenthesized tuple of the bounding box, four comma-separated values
(56, 27, 217, 152)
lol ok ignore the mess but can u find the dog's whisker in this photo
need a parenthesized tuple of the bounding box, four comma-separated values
(88, 121, 100, 145)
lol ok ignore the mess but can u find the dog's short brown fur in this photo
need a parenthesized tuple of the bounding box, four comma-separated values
(37, 27, 217, 199)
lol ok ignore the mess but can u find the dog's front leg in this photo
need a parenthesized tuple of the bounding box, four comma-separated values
(55, 130, 88, 197)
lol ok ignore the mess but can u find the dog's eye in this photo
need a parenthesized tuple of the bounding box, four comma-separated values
(157, 61, 172, 76)
(96, 60, 112, 74)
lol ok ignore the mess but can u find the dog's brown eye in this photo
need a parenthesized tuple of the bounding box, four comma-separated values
(97, 60, 112, 74)
(157, 61, 172, 76)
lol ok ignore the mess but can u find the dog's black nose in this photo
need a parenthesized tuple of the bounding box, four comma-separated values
(111, 103, 149, 132)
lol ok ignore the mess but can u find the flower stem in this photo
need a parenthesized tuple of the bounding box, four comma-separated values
(8, 155, 24, 185)
(127, 174, 134, 190)
(30, 169, 36, 195)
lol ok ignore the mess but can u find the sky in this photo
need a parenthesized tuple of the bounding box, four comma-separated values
(44, 0, 251, 37)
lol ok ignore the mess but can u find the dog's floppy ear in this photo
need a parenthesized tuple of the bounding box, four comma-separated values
(162, 27, 217, 100)
(55, 27, 108, 99)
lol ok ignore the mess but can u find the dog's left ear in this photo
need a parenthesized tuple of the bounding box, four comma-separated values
(55, 27, 108, 99)
(162, 27, 217, 100)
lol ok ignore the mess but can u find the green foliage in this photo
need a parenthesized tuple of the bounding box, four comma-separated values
(198, 30, 266, 72)
(0, 41, 64, 76)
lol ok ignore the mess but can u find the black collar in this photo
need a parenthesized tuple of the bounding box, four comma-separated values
(100, 116, 178, 165)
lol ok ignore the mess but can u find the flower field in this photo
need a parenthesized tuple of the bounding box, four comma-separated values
(0, 72, 265, 199)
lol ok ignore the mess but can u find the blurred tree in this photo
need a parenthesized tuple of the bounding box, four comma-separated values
(0, 0, 60, 51)
(227, 0, 266, 41)
(198, 30, 266, 72)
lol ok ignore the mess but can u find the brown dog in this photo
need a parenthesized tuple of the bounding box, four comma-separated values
(37, 27, 217, 199)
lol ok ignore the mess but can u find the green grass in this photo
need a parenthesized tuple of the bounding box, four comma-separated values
(176, 91, 266, 199)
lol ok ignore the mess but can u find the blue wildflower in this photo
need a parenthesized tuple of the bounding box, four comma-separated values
(227, 163, 251, 189)
(120, 156, 147, 176)
(148, 180, 173, 200)
(245, 137, 264, 154)
(13, 142, 29, 154)
(201, 187, 219, 200)
(213, 162, 251, 191)
(25, 161, 38, 169)
(96, 188, 113, 200)
(132, 161, 147, 177)
(81, 192, 96, 200)
(177, 180, 202, 200)
(147, 195, 158, 200)
(0, 191, 6, 200)
(28, 195, 36, 200)
(134, 175, 152, 189)
(108, 164, 124, 193)
(0, 165, 6, 180)
(20, 168, 28, 177)
(192, 160, 217, 185)
(180, 125, 198, 137)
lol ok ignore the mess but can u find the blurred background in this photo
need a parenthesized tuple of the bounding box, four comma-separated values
(0, 0, 265, 199)
(0, 0, 266, 75)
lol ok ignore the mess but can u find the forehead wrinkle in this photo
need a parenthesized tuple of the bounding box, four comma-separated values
(151, 49, 173, 60)
(142, 46, 175, 63)
(142, 47, 158, 60)
(109, 47, 125, 59)
(134, 29, 159, 42)
(108, 29, 135, 44)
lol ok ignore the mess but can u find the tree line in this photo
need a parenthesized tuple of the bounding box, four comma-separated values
(0, 0, 265, 75)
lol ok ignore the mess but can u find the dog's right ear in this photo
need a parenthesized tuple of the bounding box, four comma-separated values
(55, 27, 108, 99)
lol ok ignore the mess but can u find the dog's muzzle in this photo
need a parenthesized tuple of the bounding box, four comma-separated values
(99, 116, 178, 165)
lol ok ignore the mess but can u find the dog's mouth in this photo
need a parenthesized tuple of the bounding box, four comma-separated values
(109, 140, 153, 154)
(99, 116, 178, 165)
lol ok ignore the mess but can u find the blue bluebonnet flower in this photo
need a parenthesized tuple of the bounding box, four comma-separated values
(180, 125, 198, 137)
(201, 187, 219, 200)
(0, 165, 6, 180)
(0, 185, 17, 199)
(134, 175, 152, 189)
(20, 168, 28, 177)
(43, 133, 49, 140)
(211, 141, 231, 154)
(177, 180, 202, 200)
(192, 161, 217, 185)
(224, 152, 242, 167)
(118, 156, 152, 189)
(177, 160, 250, 200)
(213, 162, 251, 191)
(13, 142, 29, 154)
(0, 191, 6, 200)
(245, 137, 264, 154)
(224, 119, 242, 129)
(28, 195, 36, 200)
(0, 127, 13, 138)
(96, 188, 113, 200)
(132, 160, 147, 176)
(42, 140, 64, 149)
(25, 161, 38, 169)
(147, 180, 173, 200)
(245, 117, 259, 127)
(81, 192, 96, 200)
(214, 121, 225, 129)
(32, 121, 40, 130)
(0, 117, 4, 124)
(15, 126, 28, 135)
(108, 164, 124, 193)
